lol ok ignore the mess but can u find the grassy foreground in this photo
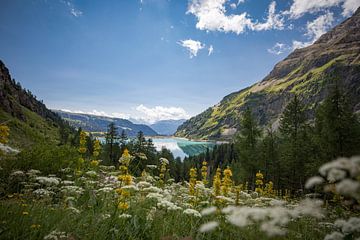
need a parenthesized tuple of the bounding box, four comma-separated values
(0, 153, 359, 240)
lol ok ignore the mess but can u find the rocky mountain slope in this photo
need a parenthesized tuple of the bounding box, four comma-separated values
(175, 8, 360, 140)
(54, 110, 158, 137)
(0, 60, 74, 148)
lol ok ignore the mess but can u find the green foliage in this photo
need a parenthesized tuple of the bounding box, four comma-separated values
(235, 108, 262, 186)
(314, 85, 360, 160)
(1, 143, 79, 175)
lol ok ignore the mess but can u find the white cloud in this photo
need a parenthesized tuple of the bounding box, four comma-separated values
(187, 0, 284, 35)
(292, 12, 334, 49)
(61, 1, 83, 17)
(306, 12, 334, 40)
(135, 104, 190, 123)
(292, 40, 312, 49)
(286, 0, 360, 19)
(251, 1, 284, 31)
(178, 39, 205, 58)
(267, 42, 289, 55)
(70, 8, 83, 17)
(208, 45, 214, 55)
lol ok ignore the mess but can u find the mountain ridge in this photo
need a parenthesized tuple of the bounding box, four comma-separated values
(175, 8, 360, 140)
(54, 110, 158, 137)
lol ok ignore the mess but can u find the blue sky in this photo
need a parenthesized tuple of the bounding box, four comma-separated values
(0, 0, 359, 123)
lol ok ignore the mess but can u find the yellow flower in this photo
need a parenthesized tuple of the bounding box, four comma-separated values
(0, 125, 10, 144)
(21, 203, 28, 207)
(30, 224, 41, 229)
(118, 202, 129, 210)
(22, 211, 29, 215)
(213, 168, 222, 196)
(201, 161, 208, 185)
(90, 160, 99, 167)
(222, 167, 233, 196)
(189, 168, 197, 196)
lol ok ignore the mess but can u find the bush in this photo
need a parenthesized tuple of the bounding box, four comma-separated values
(2, 143, 79, 175)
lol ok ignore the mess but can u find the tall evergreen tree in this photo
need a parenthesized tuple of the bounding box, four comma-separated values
(279, 95, 309, 191)
(105, 122, 119, 165)
(315, 85, 360, 160)
(235, 108, 261, 187)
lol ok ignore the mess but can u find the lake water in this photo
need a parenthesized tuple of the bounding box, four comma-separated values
(152, 137, 214, 159)
(99, 137, 214, 159)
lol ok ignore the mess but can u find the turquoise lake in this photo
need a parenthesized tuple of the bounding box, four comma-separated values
(99, 137, 214, 159)
(152, 138, 215, 159)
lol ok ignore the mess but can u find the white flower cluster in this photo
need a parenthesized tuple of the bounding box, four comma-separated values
(200, 199, 324, 237)
(36, 176, 60, 186)
(305, 156, 360, 200)
(325, 217, 360, 240)
(157, 199, 182, 211)
(43, 230, 70, 240)
(183, 208, 201, 218)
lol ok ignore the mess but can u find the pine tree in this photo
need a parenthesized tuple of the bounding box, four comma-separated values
(279, 95, 309, 191)
(235, 108, 261, 187)
(315, 85, 360, 160)
(105, 122, 119, 165)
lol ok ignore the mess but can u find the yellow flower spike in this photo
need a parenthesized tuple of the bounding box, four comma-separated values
(222, 166, 233, 196)
(0, 125, 10, 144)
(118, 202, 129, 210)
(255, 171, 264, 195)
(189, 168, 197, 196)
(93, 139, 101, 158)
(90, 160, 99, 167)
(213, 168, 222, 197)
(30, 224, 41, 229)
(201, 161, 208, 185)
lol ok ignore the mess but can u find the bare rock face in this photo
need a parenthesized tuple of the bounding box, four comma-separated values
(176, 8, 360, 140)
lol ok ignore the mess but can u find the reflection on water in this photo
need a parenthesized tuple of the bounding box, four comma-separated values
(152, 138, 188, 159)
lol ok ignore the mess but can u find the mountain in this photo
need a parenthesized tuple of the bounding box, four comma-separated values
(150, 119, 186, 136)
(54, 110, 158, 137)
(0, 60, 74, 148)
(175, 8, 360, 140)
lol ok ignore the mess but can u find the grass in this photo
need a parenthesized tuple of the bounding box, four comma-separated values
(0, 107, 60, 149)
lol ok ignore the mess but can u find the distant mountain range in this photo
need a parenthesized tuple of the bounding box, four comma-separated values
(176, 7, 360, 140)
(150, 119, 186, 136)
(54, 110, 158, 137)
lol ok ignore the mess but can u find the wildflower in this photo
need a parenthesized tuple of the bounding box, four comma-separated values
(118, 202, 129, 210)
(263, 181, 275, 197)
(199, 221, 219, 233)
(36, 176, 60, 186)
(78, 131, 87, 154)
(201, 206, 217, 216)
(30, 224, 41, 229)
(213, 168, 222, 196)
(189, 168, 197, 196)
(305, 176, 324, 189)
(0, 124, 10, 144)
(159, 157, 169, 186)
(201, 161, 208, 185)
(255, 171, 264, 194)
(324, 232, 344, 240)
(93, 139, 101, 158)
(22, 211, 29, 215)
(222, 167, 233, 196)
(119, 213, 132, 219)
(183, 208, 201, 218)
(90, 160, 99, 167)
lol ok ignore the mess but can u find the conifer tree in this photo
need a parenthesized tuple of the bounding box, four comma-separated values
(235, 108, 261, 187)
(315, 85, 360, 160)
